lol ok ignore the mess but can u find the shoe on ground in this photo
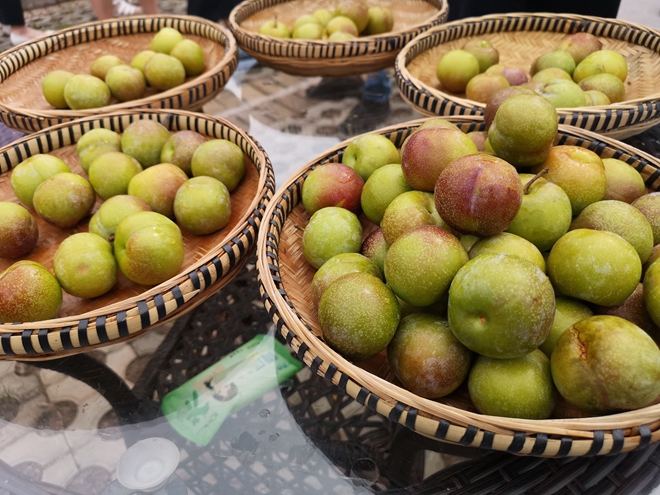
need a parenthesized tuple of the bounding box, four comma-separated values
(10, 29, 55, 46)
(339, 98, 391, 136)
(306, 76, 365, 100)
(113, 0, 143, 17)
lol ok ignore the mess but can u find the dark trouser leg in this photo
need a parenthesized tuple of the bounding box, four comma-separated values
(0, 0, 26, 26)
(187, 0, 242, 21)
(447, 0, 621, 21)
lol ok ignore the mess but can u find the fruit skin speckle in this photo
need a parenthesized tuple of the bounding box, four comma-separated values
(318, 272, 400, 361)
(0, 261, 62, 323)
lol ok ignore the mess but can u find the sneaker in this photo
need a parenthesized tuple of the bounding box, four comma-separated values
(113, 0, 142, 17)
(339, 98, 391, 136)
(306, 76, 365, 100)
(10, 29, 55, 46)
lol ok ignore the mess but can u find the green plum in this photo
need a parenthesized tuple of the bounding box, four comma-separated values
(88, 195, 152, 242)
(10, 154, 71, 209)
(121, 119, 171, 168)
(150, 27, 184, 54)
(436, 50, 480, 93)
(77, 128, 122, 174)
(360, 164, 412, 224)
(342, 134, 400, 182)
(33, 173, 95, 228)
(469, 232, 545, 272)
(191, 139, 246, 192)
(311, 253, 381, 308)
(173, 176, 231, 235)
(302, 207, 362, 269)
(42, 70, 74, 109)
(539, 297, 592, 357)
(88, 151, 143, 200)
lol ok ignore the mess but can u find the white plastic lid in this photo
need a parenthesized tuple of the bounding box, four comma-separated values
(116, 437, 180, 493)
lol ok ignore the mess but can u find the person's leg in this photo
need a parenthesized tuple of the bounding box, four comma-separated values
(187, 0, 241, 21)
(1, 0, 52, 44)
(89, 0, 114, 20)
(139, 0, 158, 15)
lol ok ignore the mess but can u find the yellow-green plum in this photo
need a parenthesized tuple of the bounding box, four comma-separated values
(10, 154, 70, 208)
(531, 145, 606, 215)
(328, 31, 355, 41)
(0, 202, 38, 258)
(144, 53, 186, 91)
(63, 75, 111, 110)
(53, 233, 117, 298)
(42, 70, 74, 109)
(160, 130, 207, 176)
(258, 19, 291, 38)
(551, 316, 660, 414)
(360, 164, 412, 224)
(33, 173, 95, 228)
(413, 118, 460, 133)
(89, 195, 152, 242)
(0, 261, 62, 323)
(469, 350, 555, 419)
(448, 254, 555, 359)
(173, 176, 231, 235)
(644, 246, 660, 277)
(644, 261, 660, 329)
(292, 15, 322, 32)
(319, 272, 400, 360)
(114, 211, 184, 285)
(578, 73, 625, 103)
(191, 139, 246, 192)
(573, 50, 628, 83)
(532, 50, 576, 76)
(389, 314, 471, 398)
(384, 225, 468, 307)
(130, 50, 155, 73)
(77, 128, 122, 174)
(150, 27, 184, 54)
(325, 16, 359, 37)
(311, 253, 381, 308)
(293, 23, 324, 40)
(530, 67, 572, 84)
(128, 163, 188, 219)
(302, 163, 364, 216)
(334, 0, 369, 33)
(538, 79, 587, 108)
(105, 65, 146, 102)
(506, 174, 572, 252)
(633, 193, 660, 245)
(342, 133, 400, 182)
(434, 154, 523, 237)
(465, 73, 509, 103)
(594, 284, 660, 342)
(436, 50, 480, 93)
(313, 9, 333, 27)
(170, 39, 205, 77)
(488, 94, 558, 168)
(548, 229, 641, 306)
(463, 39, 499, 73)
(302, 207, 362, 269)
(460, 234, 479, 251)
(469, 232, 545, 272)
(539, 297, 592, 357)
(360, 228, 387, 277)
(402, 128, 478, 192)
(483, 86, 534, 129)
(88, 151, 143, 200)
(571, 200, 654, 263)
(584, 90, 611, 106)
(90, 55, 125, 80)
(121, 119, 171, 168)
(380, 191, 446, 246)
(365, 7, 394, 35)
(557, 32, 603, 64)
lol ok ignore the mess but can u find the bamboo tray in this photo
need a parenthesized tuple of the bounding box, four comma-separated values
(0, 110, 275, 360)
(395, 14, 660, 140)
(0, 15, 238, 134)
(257, 116, 660, 457)
(229, 0, 447, 77)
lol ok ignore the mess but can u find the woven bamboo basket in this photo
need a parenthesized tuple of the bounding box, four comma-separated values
(228, 0, 447, 77)
(0, 15, 238, 134)
(0, 110, 275, 361)
(257, 116, 660, 457)
(395, 14, 660, 140)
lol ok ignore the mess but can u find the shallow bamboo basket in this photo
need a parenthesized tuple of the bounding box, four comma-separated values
(229, 0, 447, 77)
(396, 14, 660, 140)
(0, 15, 238, 134)
(257, 116, 660, 457)
(0, 110, 275, 360)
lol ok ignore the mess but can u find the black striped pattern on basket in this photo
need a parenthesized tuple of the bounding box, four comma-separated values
(0, 16, 238, 133)
(231, 0, 447, 59)
(0, 111, 275, 358)
(257, 118, 660, 457)
(395, 14, 660, 137)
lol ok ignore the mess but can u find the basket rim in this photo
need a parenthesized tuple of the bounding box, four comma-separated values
(0, 15, 238, 119)
(395, 12, 660, 116)
(228, 0, 448, 57)
(0, 109, 275, 332)
(256, 115, 660, 456)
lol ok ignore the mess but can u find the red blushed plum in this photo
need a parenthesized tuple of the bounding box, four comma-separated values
(434, 154, 523, 237)
(302, 163, 365, 215)
(0, 202, 39, 259)
(401, 128, 478, 192)
(388, 314, 472, 398)
(466, 131, 488, 151)
(485, 64, 528, 86)
(557, 32, 603, 64)
(360, 228, 387, 277)
(465, 74, 509, 103)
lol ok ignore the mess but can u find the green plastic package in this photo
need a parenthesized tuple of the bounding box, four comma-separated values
(161, 333, 302, 445)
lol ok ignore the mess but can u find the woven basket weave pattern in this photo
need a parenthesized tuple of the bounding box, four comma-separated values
(396, 14, 660, 139)
(0, 16, 238, 133)
(258, 116, 660, 457)
(229, 0, 447, 77)
(0, 110, 275, 360)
